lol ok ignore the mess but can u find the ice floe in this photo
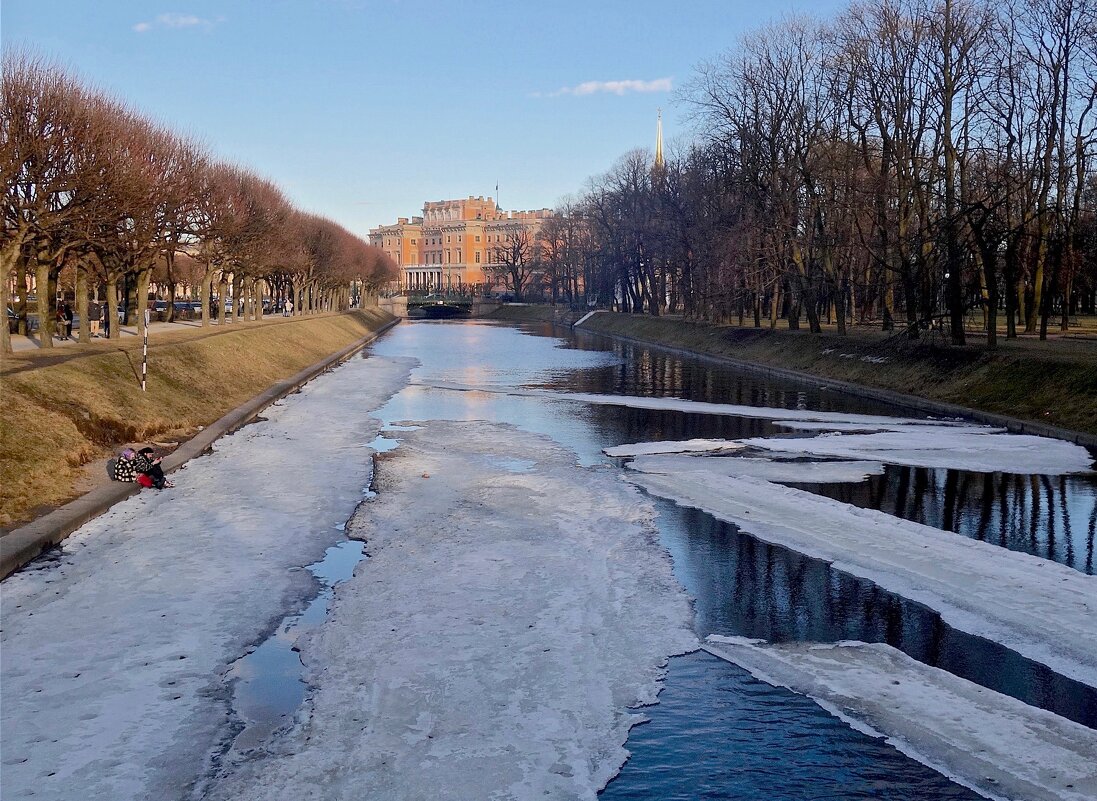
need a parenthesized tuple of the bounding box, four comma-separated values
(626, 470, 1097, 688)
(741, 430, 1094, 475)
(704, 637, 1097, 801)
(200, 421, 697, 801)
(626, 454, 886, 483)
(604, 439, 745, 457)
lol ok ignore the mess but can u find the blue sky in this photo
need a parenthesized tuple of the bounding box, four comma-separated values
(3, 0, 847, 237)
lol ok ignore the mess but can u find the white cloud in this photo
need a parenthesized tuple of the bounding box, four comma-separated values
(545, 78, 673, 97)
(133, 12, 219, 33)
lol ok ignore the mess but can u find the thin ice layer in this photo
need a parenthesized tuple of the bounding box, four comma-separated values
(627, 454, 885, 483)
(201, 421, 698, 801)
(0, 355, 415, 801)
(626, 470, 1097, 688)
(703, 637, 1097, 801)
(604, 439, 745, 457)
(741, 430, 1094, 475)
(420, 381, 947, 426)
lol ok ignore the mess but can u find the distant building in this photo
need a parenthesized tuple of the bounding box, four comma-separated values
(370, 196, 553, 292)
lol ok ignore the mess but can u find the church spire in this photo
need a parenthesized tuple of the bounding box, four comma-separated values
(653, 108, 665, 172)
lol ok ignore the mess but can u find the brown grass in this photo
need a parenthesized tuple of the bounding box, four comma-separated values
(580, 313, 1097, 437)
(0, 309, 394, 529)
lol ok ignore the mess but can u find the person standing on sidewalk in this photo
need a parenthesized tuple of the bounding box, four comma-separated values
(88, 301, 102, 338)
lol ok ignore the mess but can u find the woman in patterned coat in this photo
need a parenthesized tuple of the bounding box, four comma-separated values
(110, 448, 173, 488)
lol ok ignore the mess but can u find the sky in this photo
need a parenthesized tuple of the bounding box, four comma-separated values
(2, 0, 848, 239)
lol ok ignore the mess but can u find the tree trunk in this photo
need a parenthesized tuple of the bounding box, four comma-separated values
(36, 261, 54, 349)
(218, 276, 230, 324)
(836, 276, 847, 336)
(199, 270, 213, 328)
(106, 277, 121, 340)
(76, 267, 90, 344)
(0, 252, 12, 355)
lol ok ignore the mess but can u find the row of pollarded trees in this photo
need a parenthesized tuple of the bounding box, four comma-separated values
(1, 54, 396, 354)
(550, 0, 1097, 345)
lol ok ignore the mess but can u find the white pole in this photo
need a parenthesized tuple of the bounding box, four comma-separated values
(141, 308, 149, 392)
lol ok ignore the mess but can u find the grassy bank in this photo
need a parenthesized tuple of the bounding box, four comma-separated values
(578, 312, 1097, 438)
(484, 304, 558, 322)
(0, 309, 395, 529)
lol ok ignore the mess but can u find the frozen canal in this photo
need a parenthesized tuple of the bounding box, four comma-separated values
(2, 319, 1095, 800)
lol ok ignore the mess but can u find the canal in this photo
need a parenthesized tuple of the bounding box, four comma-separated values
(365, 319, 1096, 800)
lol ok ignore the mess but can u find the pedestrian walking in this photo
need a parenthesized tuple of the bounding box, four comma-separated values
(55, 303, 68, 340)
(63, 302, 74, 339)
(284, 298, 293, 317)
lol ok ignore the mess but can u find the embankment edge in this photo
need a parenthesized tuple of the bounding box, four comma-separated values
(574, 313, 1097, 450)
(0, 317, 401, 580)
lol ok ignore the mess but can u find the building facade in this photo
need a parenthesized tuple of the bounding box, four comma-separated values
(370, 197, 552, 292)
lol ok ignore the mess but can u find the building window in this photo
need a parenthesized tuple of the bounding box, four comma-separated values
(475, 235, 481, 242)
(475, 251, 481, 263)
(457, 250, 462, 263)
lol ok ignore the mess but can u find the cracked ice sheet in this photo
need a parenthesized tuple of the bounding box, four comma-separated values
(626, 471, 1097, 688)
(703, 637, 1097, 801)
(201, 421, 698, 801)
(626, 454, 886, 483)
(0, 354, 414, 801)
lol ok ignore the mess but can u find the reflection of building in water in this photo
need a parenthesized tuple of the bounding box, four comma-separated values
(369, 197, 552, 292)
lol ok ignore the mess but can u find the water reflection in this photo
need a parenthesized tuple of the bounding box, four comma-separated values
(799, 466, 1097, 574)
(655, 501, 1097, 728)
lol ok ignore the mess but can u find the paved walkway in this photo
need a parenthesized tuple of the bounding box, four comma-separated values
(8, 319, 266, 352)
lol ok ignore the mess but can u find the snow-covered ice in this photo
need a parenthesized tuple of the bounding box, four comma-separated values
(704, 637, 1097, 801)
(0, 355, 414, 801)
(200, 421, 698, 801)
(626, 454, 886, 483)
(626, 470, 1097, 688)
(741, 430, 1094, 475)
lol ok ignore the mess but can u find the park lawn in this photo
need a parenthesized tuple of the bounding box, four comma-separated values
(579, 312, 1097, 438)
(0, 309, 394, 529)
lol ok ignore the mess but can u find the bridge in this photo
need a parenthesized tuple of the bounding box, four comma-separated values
(379, 293, 501, 319)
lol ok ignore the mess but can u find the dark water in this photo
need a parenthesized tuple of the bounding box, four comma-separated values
(366, 320, 1095, 799)
(600, 651, 980, 801)
(799, 466, 1097, 574)
(653, 501, 1096, 728)
(226, 538, 366, 751)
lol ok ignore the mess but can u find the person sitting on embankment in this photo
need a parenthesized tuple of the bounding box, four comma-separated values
(109, 447, 174, 489)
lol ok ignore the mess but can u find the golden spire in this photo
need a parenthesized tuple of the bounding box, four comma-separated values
(654, 108, 665, 172)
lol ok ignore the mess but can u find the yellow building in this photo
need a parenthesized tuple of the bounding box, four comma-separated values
(371, 197, 552, 292)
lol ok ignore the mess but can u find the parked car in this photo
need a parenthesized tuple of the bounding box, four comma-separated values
(7, 307, 39, 333)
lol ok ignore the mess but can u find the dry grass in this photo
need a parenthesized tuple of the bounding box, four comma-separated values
(0, 309, 394, 529)
(581, 313, 1097, 436)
